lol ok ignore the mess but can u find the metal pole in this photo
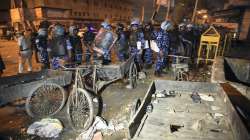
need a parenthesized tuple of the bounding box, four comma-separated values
(141, 0, 145, 22)
(192, 0, 199, 23)
(151, 5, 160, 22)
(166, 0, 171, 20)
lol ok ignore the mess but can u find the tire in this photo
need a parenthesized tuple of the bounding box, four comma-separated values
(25, 83, 66, 118)
(67, 88, 94, 131)
(129, 62, 138, 89)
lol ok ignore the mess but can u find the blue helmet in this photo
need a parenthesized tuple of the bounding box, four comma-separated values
(101, 22, 111, 30)
(38, 28, 47, 36)
(161, 20, 172, 31)
(87, 24, 95, 32)
(54, 25, 65, 36)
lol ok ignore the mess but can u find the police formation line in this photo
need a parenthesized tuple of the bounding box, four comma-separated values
(16, 19, 205, 77)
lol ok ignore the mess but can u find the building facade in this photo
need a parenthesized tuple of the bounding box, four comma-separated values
(213, 0, 250, 41)
(10, 0, 133, 30)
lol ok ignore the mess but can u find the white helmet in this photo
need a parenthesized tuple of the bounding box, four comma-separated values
(161, 20, 172, 31)
(69, 25, 77, 35)
(101, 21, 111, 30)
(186, 24, 193, 28)
(38, 28, 47, 36)
(178, 23, 186, 30)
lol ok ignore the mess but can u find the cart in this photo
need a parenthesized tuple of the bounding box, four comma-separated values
(0, 70, 72, 106)
(25, 55, 138, 131)
(128, 80, 249, 140)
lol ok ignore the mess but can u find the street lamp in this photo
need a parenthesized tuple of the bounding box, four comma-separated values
(202, 14, 208, 19)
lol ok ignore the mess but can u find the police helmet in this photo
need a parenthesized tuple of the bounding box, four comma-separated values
(178, 23, 186, 30)
(101, 22, 111, 30)
(69, 25, 78, 35)
(54, 25, 65, 36)
(186, 24, 193, 29)
(161, 20, 172, 31)
(38, 28, 47, 36)
(131, 19, 140, 26)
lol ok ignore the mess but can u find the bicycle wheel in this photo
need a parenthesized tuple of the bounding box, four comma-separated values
(25, 83, 66, 118)
(67, 88, 94, 131)
(129, 62, 138, 89)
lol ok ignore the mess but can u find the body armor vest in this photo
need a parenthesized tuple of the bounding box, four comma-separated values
(69, 36, 82, 54)
(50, 36, 67, 57)
(129, 31, 138, 47)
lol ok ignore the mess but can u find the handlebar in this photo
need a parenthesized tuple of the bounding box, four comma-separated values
(60, 65, 90, 71)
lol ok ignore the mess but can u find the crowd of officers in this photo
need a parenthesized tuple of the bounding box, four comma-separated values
(15, 19, 207, 77)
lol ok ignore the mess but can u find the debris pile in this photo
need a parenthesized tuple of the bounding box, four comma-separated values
(27, 118, 63, 138)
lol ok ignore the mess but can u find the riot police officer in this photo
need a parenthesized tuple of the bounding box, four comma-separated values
(49, 24, 72, 69)
(143, 22, 155, 69)
(128, 19, 145, 69)
(83, 25, 96, 64)
(94, 21, 117, 65)
(36, 28, 50, 69)
(69, 25, 83, 65)
(154, 20, 171, 77)
(116, 23, 129, 62)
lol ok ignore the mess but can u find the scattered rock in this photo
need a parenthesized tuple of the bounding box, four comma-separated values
(138, 72, 146, 80)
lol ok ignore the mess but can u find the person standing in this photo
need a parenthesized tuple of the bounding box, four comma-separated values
(128, 19, 145, 69)
(116, 23, 129, 62)
(69, 25, 83, 65)
(36, 28, 50, 69)
(49, 24, 72, 69)
(0, 54, 5, 77)
(154, 21, 171, 77)
(17, 30, 32, 74)
(143, 22, 155, 69)
(94, 21, 116, 65)
(83, 25, 96, 64)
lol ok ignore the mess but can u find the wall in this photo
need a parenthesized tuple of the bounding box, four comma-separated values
(12, 0, 132, 27)
(239, 9, 250, 40)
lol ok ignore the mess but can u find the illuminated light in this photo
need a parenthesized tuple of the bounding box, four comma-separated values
(203, 15, 208, 19)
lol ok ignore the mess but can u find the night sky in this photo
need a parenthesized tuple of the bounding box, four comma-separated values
(132, 0, 227, 22)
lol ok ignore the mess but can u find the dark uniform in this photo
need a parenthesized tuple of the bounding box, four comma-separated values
(83, 27, 95, 64)
(49, 25, 72, 69)
(0, 55, 5, 76)
(143, 23, 155, 68)
(36, 28, 50, 69)
(116, 23, 129, 62)
(69, 26, 83, 65)
(128, 20, 145, 68)
(154, 21, 171, 76)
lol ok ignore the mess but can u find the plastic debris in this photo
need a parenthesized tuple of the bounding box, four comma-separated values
(27, 118, 63, 138)
(155, 90, 176, 98)
(211, 106, 220, 111)
(200, 94, 215, 102)
(214, 113, 224, 118)
(76, 116, 108, 140)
